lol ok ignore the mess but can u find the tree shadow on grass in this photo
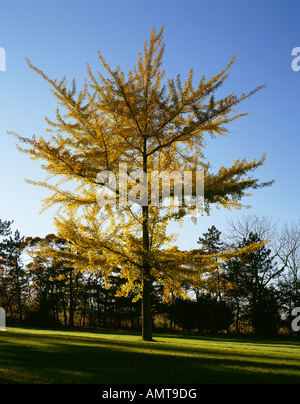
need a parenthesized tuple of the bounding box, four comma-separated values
(1, 329, 300, 384)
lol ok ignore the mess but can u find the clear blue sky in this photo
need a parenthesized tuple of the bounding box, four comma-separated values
(0, 0, 299, 249)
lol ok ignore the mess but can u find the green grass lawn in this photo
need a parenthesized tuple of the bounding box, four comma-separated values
(1, 327, 300, 384)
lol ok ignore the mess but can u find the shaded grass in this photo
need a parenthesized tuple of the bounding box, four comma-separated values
(1, 327, 300, 384)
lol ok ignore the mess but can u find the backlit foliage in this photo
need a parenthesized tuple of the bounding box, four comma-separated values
(10, 27, 272, 303)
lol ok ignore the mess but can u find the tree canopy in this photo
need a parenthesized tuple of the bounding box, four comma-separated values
(9, 27, 272, 340)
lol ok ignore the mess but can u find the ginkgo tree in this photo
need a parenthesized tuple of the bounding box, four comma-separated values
(10, 26, 272, 340)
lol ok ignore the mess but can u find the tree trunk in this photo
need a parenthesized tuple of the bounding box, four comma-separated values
(15, 264, 23, 322)
(69, 268, 74, 326)
(141, 147, 152, 341)
(235, 300, 240, 334)
(142, 271, 152, 341)
(142, 204, 152, 341)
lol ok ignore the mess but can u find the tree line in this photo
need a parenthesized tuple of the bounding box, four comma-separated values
(1, 215, 299, 337)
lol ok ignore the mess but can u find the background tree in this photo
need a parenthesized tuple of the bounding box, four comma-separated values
(197, 225, 225, 301)
(0, 227, 28, 322)
(0, 219, 13, 237)
(275, 222, 300, 334)
(10, 27, 272, 340)
(170, 295, 233, 333)
(25, 234, 83, 327)
(197, 226, 223, 254)
(0, 220, 13, 318)
(224, 232, 281, 335)
(225, 213, 277, 246)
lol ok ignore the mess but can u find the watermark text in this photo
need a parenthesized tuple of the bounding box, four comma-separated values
(292, 47, 300, 72)
(0, 47, 6, 71)
(0, 308, 6, 331)
(291, 307, 300, 331)
(96, 163, 204, 216)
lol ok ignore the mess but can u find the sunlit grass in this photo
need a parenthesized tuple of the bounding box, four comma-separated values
(1, 327, 300, 384)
